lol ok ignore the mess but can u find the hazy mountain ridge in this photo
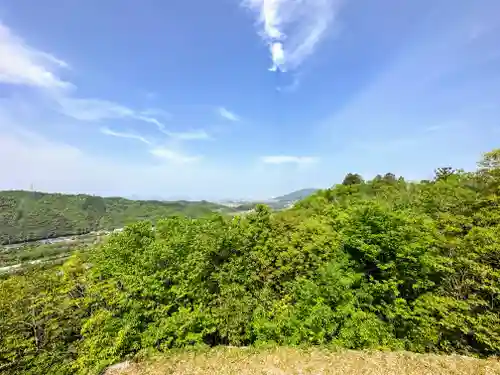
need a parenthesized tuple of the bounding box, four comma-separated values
(273, 188, 319, 202)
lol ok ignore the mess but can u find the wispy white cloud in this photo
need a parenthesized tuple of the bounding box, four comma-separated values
(58, 98, 213, 142)
(0, 22, 191, 143)
(150, 147, 201, 164)
(261, 155, 319, 165)
(0, 22, 71, 90)
(217, 107, 240, 122)
(100, 127, 152, 145)
(242, 0, 342, 72)
(165, 129, 211, 141)
(57, 98, 133, 121)
(0, 20, 214, 166)
(56, 97, 168, 131)
(140, 108, 172, 121)
(100, 126, 207, 163)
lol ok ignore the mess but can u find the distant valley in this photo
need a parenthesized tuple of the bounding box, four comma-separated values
(218, 188, 319, 211)
(273, 188, 319, 202)
(0, 188, 319, 245)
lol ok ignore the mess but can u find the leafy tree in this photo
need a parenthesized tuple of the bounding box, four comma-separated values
(382, 173, 397, 184)
(0, 255, 88, 374)
(342, 173, 364, 186)
(435, 167, 456, 181)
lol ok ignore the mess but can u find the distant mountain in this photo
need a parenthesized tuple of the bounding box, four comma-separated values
(0, 190, 234, 245)
(274, 188, 319, 202)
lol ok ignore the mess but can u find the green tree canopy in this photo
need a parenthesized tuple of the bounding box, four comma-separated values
(2, 148, 500, 374)
(342, 173, 364, 186)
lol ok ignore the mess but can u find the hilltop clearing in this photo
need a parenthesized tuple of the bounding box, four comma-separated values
(105, 347, 500, 375)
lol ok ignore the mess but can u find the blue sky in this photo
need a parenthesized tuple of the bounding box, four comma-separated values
(0, 0, 499, 200)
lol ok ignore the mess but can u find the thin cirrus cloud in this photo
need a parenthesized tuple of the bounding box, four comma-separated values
(58, 97, 209, 142)
(55, 97, 169, 133)
(242, 0, 342, 72)
(99, 127, 152, 145)
(53, 83, 211, 147)
(217, 107, 240, 122)
(149, 147, 201, 164)
(0, 22, 71, 90)
(261, 155, 319, 165)
(99, 126, 207, 165)
(58, 98, 214, 146)
(99, 125, 210, 167)
(165, 129, 211, 141)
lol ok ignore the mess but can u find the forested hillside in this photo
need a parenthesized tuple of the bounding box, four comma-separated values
(274, 188, 318, 202)
(1, 149, 499, 375)
(0, 191, 230, 244)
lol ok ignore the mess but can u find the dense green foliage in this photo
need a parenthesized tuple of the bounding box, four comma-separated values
(0, 191, 231, 244)
(1, 150, 500, 374)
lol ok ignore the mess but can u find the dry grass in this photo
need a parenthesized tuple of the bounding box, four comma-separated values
(106, 347, 500, 375)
